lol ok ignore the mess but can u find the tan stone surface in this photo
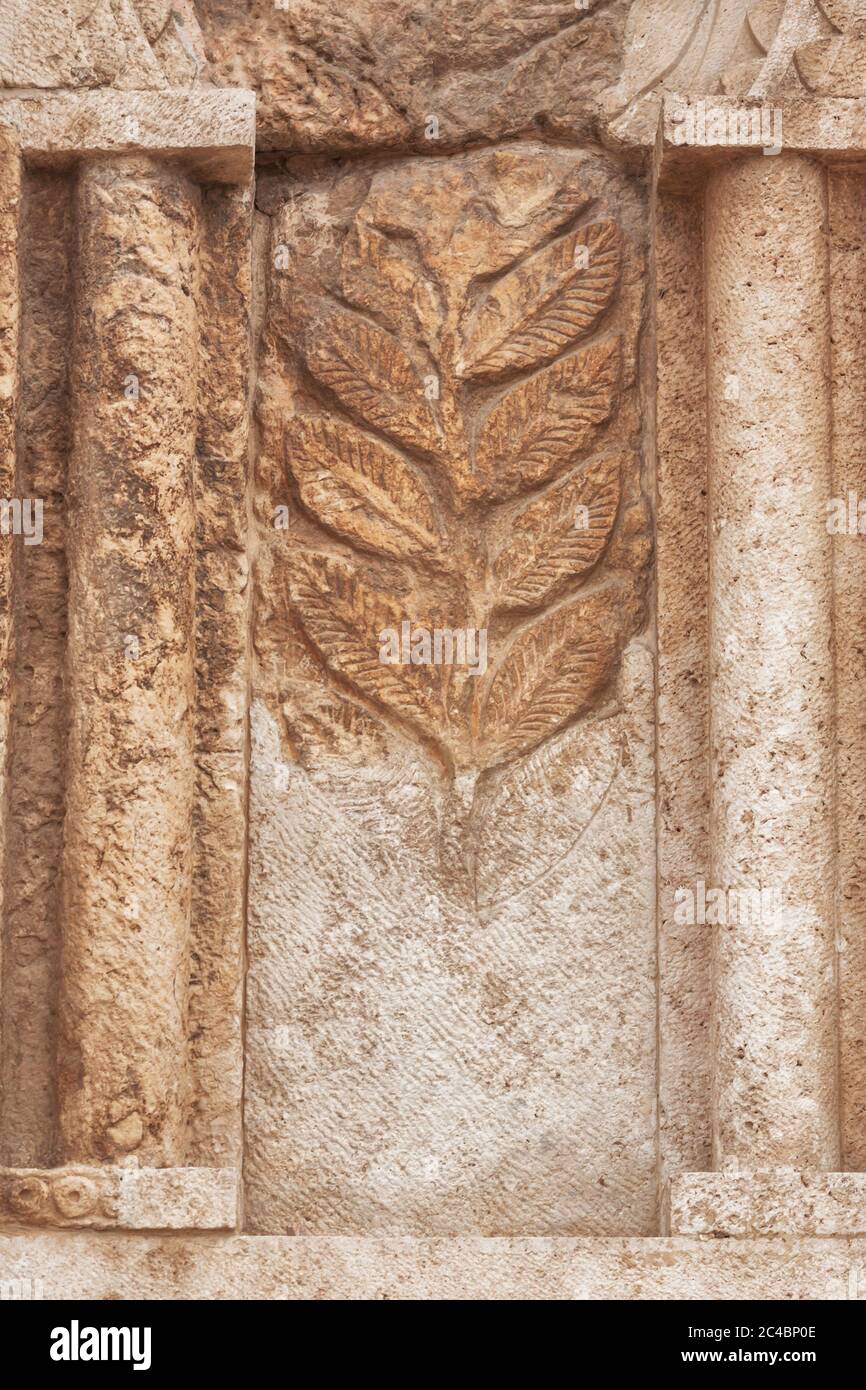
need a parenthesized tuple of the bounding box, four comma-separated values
(198, 0, 633, 153)
(0, 168, 71, 1168)
(59, 155, 201, 1166)
(2, 1231, 866, 1299)
(828, 166, 866, 1171)
(0, 90, 255, 182)
(705, 153, 839, 1171)
(0, 0, 206, 89)
(0, 136, 251, 1177)
(0, 1165, 237, 1229)
(6, 2, 866, 1302)
(0, 132, 21, 1164)
(654, 188, 712, 1183)
(247, 144, 655, 1235)
(188, 181, 252, 1168)
(669, 1171, 866, 1236)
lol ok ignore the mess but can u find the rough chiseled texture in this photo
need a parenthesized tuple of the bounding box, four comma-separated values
(59, 156, 200, 1166)
(705, 154, 839, 1172)
(0, 0, 206, 89)
(246, 144, 655, 1235)
(0, 1164, 237, 1230)
(669, 1171, 866, 1237)
(4, 0, 866, 1303)
(2, 1231, 866, 1300)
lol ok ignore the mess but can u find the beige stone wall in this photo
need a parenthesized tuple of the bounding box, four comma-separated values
(1, 0, 866, 1299)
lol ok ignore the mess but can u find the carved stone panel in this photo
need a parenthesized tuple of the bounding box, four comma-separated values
(247, 144, 655, 1235)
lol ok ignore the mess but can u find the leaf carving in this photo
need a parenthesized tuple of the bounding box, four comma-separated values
(493, 454, 623, 610)
(288, 418, 443, 561)
(458, 220, 621, 381)
(305, 306, 440, 453)
(471, 718, 624, 912)
(479, 599, 618, 767)
(474, 336, 620, 499)
(288, 553, 446, 734)
(341, 221, 445, 345)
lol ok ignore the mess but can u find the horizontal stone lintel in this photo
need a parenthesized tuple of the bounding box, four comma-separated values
(668, 1171, 866, 1237)
(0, 1167, 238, 1231)
(2, 1235, 866, 1299)
(657, 94, 866, 192)
(0, 90, 255, 182)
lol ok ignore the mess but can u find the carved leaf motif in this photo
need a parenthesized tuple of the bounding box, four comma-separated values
(471, 718, 624, 912)
(288, 553, 444, 732)
(341, 221, 445, 342)
(288, 419, 443, 561)
(480, 600, 617, 767)
(305, 307, 440, 453)
(493, 454, 622, 610)
(474, 336, 620, 499)
(458, 221, 620, 380)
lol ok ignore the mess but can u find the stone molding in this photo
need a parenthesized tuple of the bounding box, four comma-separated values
(3, 18, 866, 1300)
(0, 1167, 238, 1231)
(668, 1172, 866, 1237)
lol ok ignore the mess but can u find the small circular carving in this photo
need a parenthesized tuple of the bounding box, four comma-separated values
(8, 1176, 49, 1217)
(52, 1174, 97, 1219)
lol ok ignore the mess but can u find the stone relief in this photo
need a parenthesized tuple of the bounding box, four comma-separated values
(244, 144, 656, 1236)
(271, 148, 649, 901)
(2, 0, 866, 1306)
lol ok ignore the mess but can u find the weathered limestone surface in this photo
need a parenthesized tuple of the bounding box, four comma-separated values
(654, 188, 711, 1184)
(669, 1171, 866, 1237)
(0, 94, 253, 1182)
(828, 166, 866, 1170)
(246, 144, 655, 1235)
(705, 153, 839, 1171)
(0, 0, 206, 89)
(0, 90, 255, 182)
(0, 1165, 238, 1230)
(2, 1232, 866, 1300)
(59, 155, 200, 1166)
(0, 167, 72, 1168)
(4, 3, 866, 1301)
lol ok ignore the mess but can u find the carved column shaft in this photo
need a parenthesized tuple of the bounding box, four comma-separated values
(58, 157, 199, 1165)
(705, 153, 840, 1171)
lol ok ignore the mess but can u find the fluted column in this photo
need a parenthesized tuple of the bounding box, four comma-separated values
(704, 153, 840, 1171)
(58, 157, 199, 1165)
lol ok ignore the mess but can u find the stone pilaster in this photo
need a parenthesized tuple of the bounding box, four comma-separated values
(703, 153, 839, 1173)
(0, 132, 19, 1153)
(58, 156, 200, 1165)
